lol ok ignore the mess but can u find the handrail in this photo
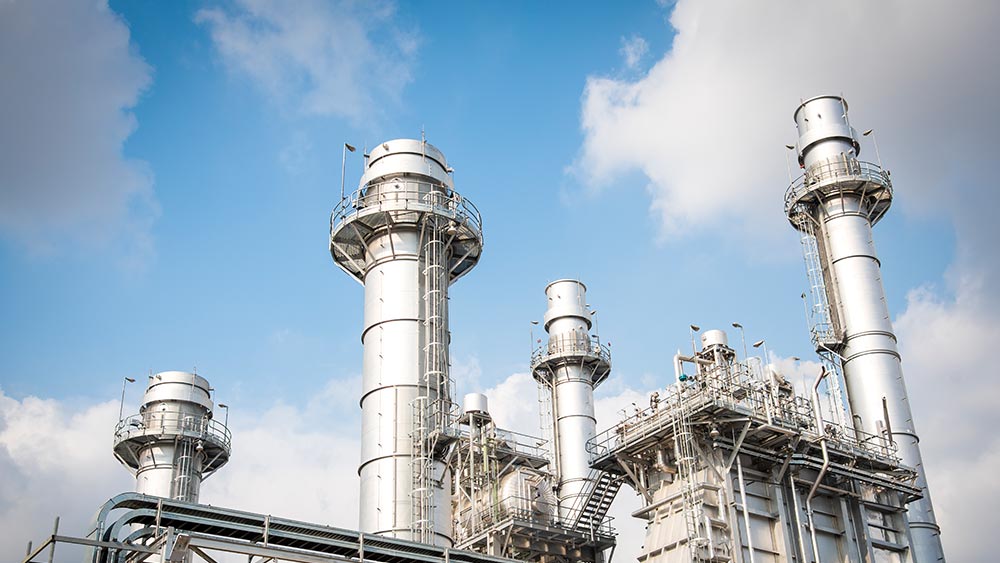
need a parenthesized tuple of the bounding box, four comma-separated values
(331, 180, 483, 236)
(531, 334, 611, 370)
(785, 158, 891, 215)
(114, 412, 232, 451)
(587, 357, 900, 468)
(455, 493, 616, 539)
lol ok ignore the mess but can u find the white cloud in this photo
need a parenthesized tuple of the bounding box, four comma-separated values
(0, 0, 157, 260)
(0, 391, 132, 556)
(202, 377, 362, 527)
(196, 0, 418, 122)
(579, 2, 1000, 559)
(578, 1, 1000, 242)
(1, 376, 362, 555)
(620, 35, 648, 70)
(894, 278, 1000, 559)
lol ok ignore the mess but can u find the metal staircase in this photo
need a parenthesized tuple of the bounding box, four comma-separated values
(570, 470, 623, 532)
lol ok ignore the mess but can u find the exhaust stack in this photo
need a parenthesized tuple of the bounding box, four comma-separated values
(113, 371, 231, 502)
(531, 280, 611, 523)
(331, 139, 484, 546)
(786, 95, 944, 561)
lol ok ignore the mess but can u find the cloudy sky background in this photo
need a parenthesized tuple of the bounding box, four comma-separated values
(2, 0, 997, 560)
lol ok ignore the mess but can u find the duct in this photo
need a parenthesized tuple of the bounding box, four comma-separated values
(788, 95, 944, 562)
(74, 493, 520, 563)
(331, 139, 484, 546)
(805, 368, 831, 563)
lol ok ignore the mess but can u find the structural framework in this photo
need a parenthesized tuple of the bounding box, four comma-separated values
(21, 95, 945, 563)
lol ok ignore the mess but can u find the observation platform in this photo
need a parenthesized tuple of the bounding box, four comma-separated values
(330, 181, 484, 282)
(530, 334, 611, 386)
(785, 156, 893, 229)
(113, 412, 232, 474)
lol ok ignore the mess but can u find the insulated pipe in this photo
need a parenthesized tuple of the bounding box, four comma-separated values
(806, 368, 831, 563)
(531, 280, 611, 523)
(790, 96, 944, 561)
(331, 139, 484, 547)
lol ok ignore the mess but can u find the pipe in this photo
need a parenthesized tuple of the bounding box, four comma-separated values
(788, 472, 809, 563)
(735, 454, 756, 563)
(806, 368, 831, 563)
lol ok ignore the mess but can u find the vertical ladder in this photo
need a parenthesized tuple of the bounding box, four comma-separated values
(537, 380, 554, 464)
(671, 390, 707, 562)
(795, 213, 836, 345)
(412, 202, 452, 543)
(795, 213, 849, 429)
(172, 436, 195, 502)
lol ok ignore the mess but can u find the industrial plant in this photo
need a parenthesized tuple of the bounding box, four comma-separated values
(20, 96, 946, 562)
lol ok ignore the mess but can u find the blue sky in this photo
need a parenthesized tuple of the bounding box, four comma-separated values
(1, 1, 996, 560)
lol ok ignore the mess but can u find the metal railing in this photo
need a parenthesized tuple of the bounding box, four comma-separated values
(114, 412, 232, 451)
(785, 158, 892, 215)
(587, 358, 899, 465)
(331, 180, 483, 235)
(456, 493, 615, 541)
(530, 334, 611, 370)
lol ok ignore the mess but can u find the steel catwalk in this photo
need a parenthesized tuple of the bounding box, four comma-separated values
(786, 95, 944, 561)
(331, 139, 483, 546)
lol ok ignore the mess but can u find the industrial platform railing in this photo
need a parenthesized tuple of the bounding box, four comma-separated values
(455, 493, 615, 542)
(332, 180, 483, 234)
(530, 334, 611, 369)
(114, 412, 232, 450)
(587, 358, 900, 466)
(785, 158, 892, 215)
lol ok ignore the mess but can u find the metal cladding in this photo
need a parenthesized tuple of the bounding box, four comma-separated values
(531, 280, 611, 522)
(786, 95, 945, 561)
(330, 139, 484, 546)
(462, 393, 490, 419)
(113, 371, 231, 502)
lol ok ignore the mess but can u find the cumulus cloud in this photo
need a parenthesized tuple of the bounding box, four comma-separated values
(196, 0, 418, 121)
(2, 376, 362, 556)
(620, 35, 648, 71)
(580, 2, 1000, 559)
(578, 1, 1000, 241)
(0, 390, 132, 556)
(0, 0, 156, 260)
(202, 376, 362, 527)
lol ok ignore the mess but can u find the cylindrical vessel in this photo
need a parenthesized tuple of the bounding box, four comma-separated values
(790, 96, 944, 561)
(532, 280, 611, 523)
(113, 371, 231, 502)
(331, 139, 483, 546)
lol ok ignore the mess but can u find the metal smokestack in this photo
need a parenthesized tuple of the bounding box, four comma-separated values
(785, 95, 944, 561)
(531, 280, 611, 523)
(330, 139, 484, 546)
(113, 371, 232, 502)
